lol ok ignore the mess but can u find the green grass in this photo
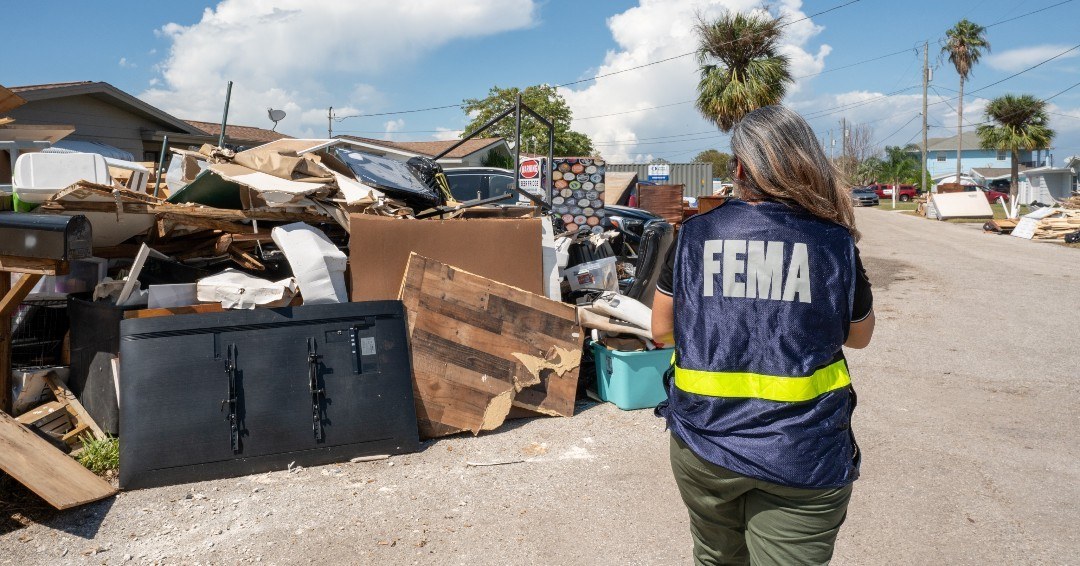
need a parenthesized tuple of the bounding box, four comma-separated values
(76, 434, 119, 475)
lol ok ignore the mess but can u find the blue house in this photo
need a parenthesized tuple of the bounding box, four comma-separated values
(910, 134, 1041, 180)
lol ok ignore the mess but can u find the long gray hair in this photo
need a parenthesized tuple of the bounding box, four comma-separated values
(730, 105, 860, 240)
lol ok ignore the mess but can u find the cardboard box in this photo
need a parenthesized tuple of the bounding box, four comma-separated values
(348, 215, 544, 302)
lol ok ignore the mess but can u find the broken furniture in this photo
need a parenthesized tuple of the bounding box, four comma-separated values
(0, 410, 116, 510)
(15, 369, 105, 451)
(118, 301, 419, 490)
(400, 254, 581, 438)
(638, 184, 685, 225)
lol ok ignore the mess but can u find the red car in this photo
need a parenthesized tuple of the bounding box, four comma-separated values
(867, 183, 919, 202)
(964, 185, 1010, 203)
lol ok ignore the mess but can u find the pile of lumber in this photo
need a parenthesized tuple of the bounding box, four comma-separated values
(1063, 195, 1080, 210)
(1032, 209, 1080, 239)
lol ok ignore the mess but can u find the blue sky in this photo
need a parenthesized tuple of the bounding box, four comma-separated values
(6, 0, 1080, 163)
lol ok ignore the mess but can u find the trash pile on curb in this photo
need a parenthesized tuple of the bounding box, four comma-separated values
(0, 136, 678, 512)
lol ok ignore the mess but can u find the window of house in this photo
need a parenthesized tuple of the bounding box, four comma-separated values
(936, 152, 946, 162)
(996, 150, 1006, 161)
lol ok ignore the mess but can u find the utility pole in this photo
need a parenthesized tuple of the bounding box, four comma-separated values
(921, 41, 929, 194)
(828, 129, 834, 159)
(327, 107, 333, 138)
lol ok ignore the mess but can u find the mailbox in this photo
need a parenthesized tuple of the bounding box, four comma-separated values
(0, 213, 93, 260)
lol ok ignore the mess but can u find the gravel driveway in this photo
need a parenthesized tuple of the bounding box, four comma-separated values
(2, 207, 1077, 565)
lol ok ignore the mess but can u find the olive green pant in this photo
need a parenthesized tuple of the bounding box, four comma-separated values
(669, 434, 852, 566)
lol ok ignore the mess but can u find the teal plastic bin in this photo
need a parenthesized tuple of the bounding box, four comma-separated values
(592, 342, 672, 410)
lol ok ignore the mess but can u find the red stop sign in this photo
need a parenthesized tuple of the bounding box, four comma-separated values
(520, 159, 540, 179)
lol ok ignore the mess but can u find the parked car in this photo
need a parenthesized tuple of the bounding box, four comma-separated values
(867, 183, 919, 202)
(963, 185, 1010, 203)
(850, 186, 880, 207)
(443, 167, 667, 252)
(987, 178, 1011, 192)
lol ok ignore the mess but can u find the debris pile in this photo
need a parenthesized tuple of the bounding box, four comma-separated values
(0, 139, 676, 512)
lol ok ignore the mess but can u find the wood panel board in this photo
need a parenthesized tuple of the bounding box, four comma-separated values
(400, 254, 582, 438)
(0, 411, 117, 510)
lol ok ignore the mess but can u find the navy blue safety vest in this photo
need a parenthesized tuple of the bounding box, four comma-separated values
(660, 199, 860, 489)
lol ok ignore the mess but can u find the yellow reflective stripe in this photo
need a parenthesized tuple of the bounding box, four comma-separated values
(673, 359, 851, 402)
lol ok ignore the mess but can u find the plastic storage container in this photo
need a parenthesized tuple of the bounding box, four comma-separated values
(562, 256, 618, 292)
(591, 341, 672, 410)
(12, 152, 111, 205)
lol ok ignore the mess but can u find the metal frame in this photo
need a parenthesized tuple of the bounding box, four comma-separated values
(432, 94, 555, 211)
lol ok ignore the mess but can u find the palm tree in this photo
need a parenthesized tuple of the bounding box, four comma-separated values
(856, 156, 884, 186)
(695, 11, 792, 131)
(882, 145, 919, 195)
(977, 94, 1054, 201)
(942, 19, 990, 180)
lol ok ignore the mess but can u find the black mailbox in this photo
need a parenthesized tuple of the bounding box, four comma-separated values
(0, 213, 93, 260)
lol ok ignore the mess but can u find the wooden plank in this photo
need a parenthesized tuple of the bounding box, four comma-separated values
(15, 401, 68, 427)
(45, 372, 106, 440)
(124, 304, 226, 319)
(0, 273, 44, 318)
(0, 411, 117, 510)
(0, 273, 10, 414)
(400, 254, 582, 438)
(0, 256, 67, 276)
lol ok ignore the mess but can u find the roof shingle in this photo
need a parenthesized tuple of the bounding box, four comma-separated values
(185, 120, 291, 144)
(336, 135, 505, 159)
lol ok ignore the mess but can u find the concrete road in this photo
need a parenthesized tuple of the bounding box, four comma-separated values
(2, 208, 1077, 565)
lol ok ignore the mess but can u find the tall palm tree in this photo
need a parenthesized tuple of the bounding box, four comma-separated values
(942, 19, 990, 181)
(977, 94, 1054, 201)
(695, 11, 792, 131)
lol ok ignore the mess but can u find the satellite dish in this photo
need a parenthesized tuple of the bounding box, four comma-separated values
(267, 108, 287, 131)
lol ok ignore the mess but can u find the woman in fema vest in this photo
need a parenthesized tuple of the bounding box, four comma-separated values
(652, 105, 875, 565)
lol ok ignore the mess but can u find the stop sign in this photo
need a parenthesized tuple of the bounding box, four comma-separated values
(519, 159, 540, 179)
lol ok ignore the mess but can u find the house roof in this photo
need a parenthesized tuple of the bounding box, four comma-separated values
(914, 134, 988, 152)
(8, 81, 204, 135)
(185, 120, 291, 145)
(970, 166, 1031, 180)
(335, 135, 506, 159)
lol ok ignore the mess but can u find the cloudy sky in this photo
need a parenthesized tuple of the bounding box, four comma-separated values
(7, 0, 1080, 163)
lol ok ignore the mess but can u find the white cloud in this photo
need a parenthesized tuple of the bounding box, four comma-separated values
(383, 119, 405, 140)
(141, 0, 536, 136)
(560, 0, 831, 163)
(432, 127, 464, 141)
(119, 57, 136, 68)
(986, 44, 1080, 72)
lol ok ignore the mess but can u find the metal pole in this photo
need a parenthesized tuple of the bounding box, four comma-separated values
(153, 135, 168, 197)
(432, 106, 516, 161)
(328, 107, 333, 138)
(921, 41, 930, 194)
(547, 117, 555, 206)
(514, 93, 522, 204)
(218, 81, 233, 148)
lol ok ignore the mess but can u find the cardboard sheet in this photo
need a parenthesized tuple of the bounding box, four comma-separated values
(209, 163, 331, 207)
(930, 191, 994, 219)
(271, 222, 348, 304)
(348, 215, 544, 302)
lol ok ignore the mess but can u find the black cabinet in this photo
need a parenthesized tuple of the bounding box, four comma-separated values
(119, 301, 419, 489)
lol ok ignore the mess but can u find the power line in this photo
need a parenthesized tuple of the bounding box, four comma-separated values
(332, 0, 866, 122)
(874, 114, 922, 146)
(984, 0, 1074, 28)
(552, 0, 865, 88)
